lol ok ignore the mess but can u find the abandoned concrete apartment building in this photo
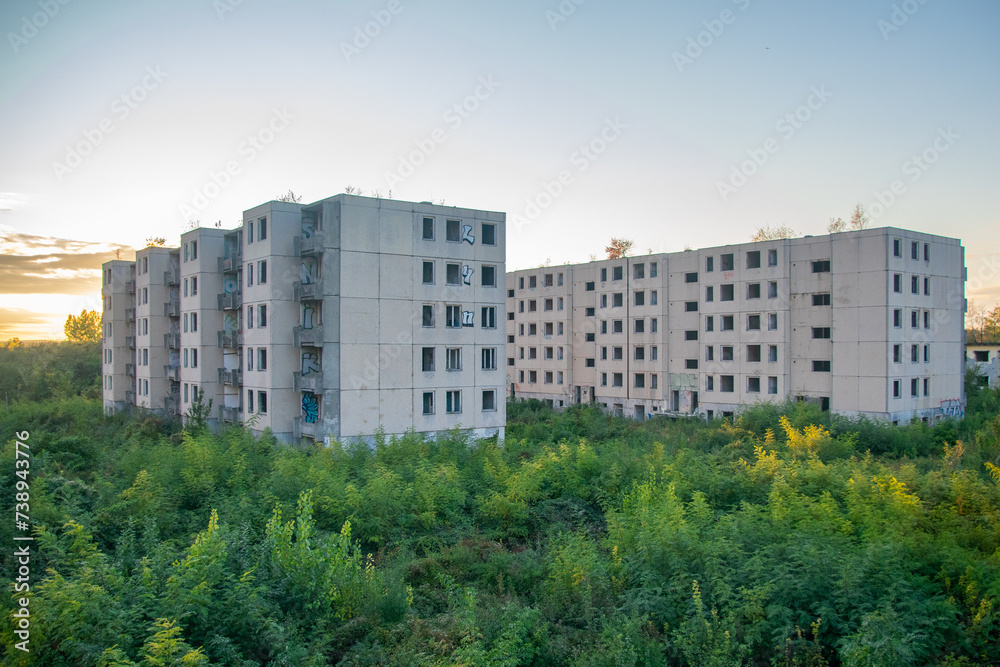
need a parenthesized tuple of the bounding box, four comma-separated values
(102, 197, 966, 437)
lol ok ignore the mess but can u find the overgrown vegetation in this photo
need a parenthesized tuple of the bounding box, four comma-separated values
(1, 348, 999, 665)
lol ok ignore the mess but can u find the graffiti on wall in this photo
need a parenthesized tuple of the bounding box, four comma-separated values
(462, 311, 474, 327)
(940, 398, 964, 419)
(302, 304, 316, 330)
(302, 352, 321, 376)
(462, 224, 474, 245)
(301, 258, 317, 285)
(302, 391, 318, 423)
(462, 265, 473, 285)
(302, 216, 316, 239)
(223, 277, 237, 294)
(223, 312, 238, 334)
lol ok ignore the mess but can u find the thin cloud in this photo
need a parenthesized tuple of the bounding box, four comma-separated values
(0, 193, 27, 213)
(0, 231, 133, 295)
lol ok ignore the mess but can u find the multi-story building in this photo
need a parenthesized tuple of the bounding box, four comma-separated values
(506, 228, 966, 424)
(102, 194, 507, 443)
(966, 344, 999, 390)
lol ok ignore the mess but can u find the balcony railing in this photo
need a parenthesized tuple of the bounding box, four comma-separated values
(125, 363, 135, 376)
(164, 333, 180, 349)
(293, 282, 318, 301)
(217, 368, 242, 387)
(293, 325, 324, 347)
(164, 269, 179, 286)
(164, 300, 180, 317)
(294, 417, 318, 440)
(125, 390, 135, 404)
(218, 255, 240, 272)
(221, 406, 240, 423)
(126, 336, 136, 349)
(293, 232, 324, 256)
(293, 371, 323, 392)
(164, 395, 179, 415)
(164, 365, 179, 382)
(218, 330, 243, 348)
(125, 308, 136, 321)
(126, 281, 135, 294)
(218, 292, 242, 310)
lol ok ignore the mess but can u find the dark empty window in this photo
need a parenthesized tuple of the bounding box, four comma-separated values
(812, 260, 831, 273)
(446, 219, 461, 241)
(482, 223, 496, 245)
(746, 251, 761, 269)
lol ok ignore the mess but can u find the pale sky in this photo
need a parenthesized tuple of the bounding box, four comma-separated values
(1, 0, 998, 339)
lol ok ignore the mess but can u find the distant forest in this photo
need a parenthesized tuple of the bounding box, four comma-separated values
(1, 341, 999, 665)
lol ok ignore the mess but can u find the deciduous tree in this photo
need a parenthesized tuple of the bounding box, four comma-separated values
(751, 225, 796, 242)
(64, 309, 101, 342)
(605, 238, 634, 259)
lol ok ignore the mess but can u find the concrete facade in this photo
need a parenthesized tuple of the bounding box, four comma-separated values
(966, 344, 1000, 389)
(102, 194, 506, 443)
(506, 228, 966, 424)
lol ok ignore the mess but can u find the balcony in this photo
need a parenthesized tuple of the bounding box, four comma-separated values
(293, 232, 324, 256)
(218, 255, 240, 272)
(164, 365, 179, 382)
(293, 371, 323, 392)
(218, 330, 243, 348)
(125, 390, 135, 404)
(126, 336, 136, 349)
(164, 333, 180, 349)
(218, 292, 242, 310)
(293, 282, 318, 301)
(125, 308, 136, 321)
(293, 325, 324, 347)
(125, 363, 135, 376)
(294, 417, 318, 440)
(164, 269, 179, 286)
(164, 300, 180, 317)
(217, 368, 242, 386)
(164, 395, 179, 415)
(126, 281, 135, 294)
(221, 406, 240, 423)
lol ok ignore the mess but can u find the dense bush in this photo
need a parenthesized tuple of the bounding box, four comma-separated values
(1, 377, 998, 664)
